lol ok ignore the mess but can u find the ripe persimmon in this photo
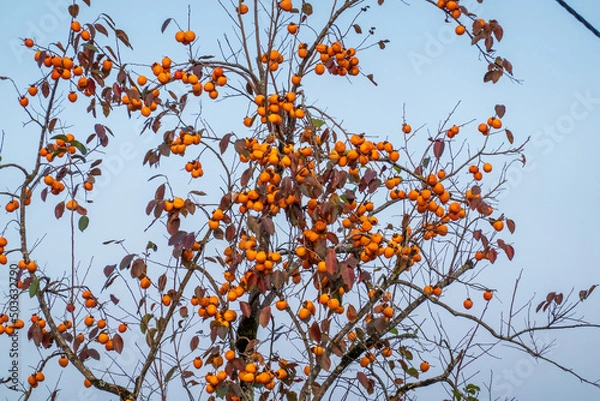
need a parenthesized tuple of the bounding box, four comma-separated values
(463, 298, 473, 309)
(184, 30, 196, 43)
(275, 300, 288, 311)
(140, 276, 151, 289)
(279, 0, 293, 11)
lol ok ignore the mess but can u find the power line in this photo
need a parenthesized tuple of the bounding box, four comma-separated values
(555, 0, 600, 39)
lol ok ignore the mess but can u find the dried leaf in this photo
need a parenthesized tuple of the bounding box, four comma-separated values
(309, 322, 321, 343)
(112, 333, 124, 354)
(433, 139, 445, 159)
(219, 133, 233, 154)
(505, 129, 514, 144)
(240, 301, 251, 318)
(504, 244, 515, 260)
(55, 201, 65, 219)
(495, 104, 506, 119)
(506, 218, 516, 234)
(119, 253, 136, 270)
(259, 306, 271, 328)
(190, 335, 199, 351)
(104, 264, 116, 277)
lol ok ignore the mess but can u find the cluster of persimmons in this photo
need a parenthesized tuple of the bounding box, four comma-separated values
(0, 0, 518, 399)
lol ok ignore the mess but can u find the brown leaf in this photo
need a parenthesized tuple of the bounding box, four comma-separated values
(505, 129, 514, 144)
(495, 104, 506, 119)
(506, 219, 516, 234)
(261, 216, 275, 236)
(68, 4, 79, 17)
(493, 24, 504, 42)
(319, 354, 331, 371)
(119, 253, 136, 270)
(115, 29, 133, 49)
(219, 133, 232, 154)
(504, 244, 515, 260)
(485, 35, 494, 52)
(190, 335, 199, 351)
(503, 58, 513, 75)
(309, 322, 321, 343)
(240, 301, 251, 318)
(356, 371, 374, 394)
(555, 293, 564, 305)
(49, 118, 57, 133)
(131, 258, 147, 278)
(536, 301, 545, 313)
(157, 274, 167, 292)
(104, 264, 116, 277)
(112, 333, 124, 354)
(259, 306, 271, 328)
(55, 201, 65, 219)
(433, 139, 445, 159)
(353, 24, 362, 34)
(346, 304, 357, 322)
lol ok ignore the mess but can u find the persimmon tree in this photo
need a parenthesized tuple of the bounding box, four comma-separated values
(1, 1, 599, 401)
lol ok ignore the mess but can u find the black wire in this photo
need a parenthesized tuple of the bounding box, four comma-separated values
(555, 0, 600, 39)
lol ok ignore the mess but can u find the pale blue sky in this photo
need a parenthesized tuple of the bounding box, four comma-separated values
(0, 1, 599, 400)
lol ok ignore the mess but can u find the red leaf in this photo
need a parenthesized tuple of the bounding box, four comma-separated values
(346, 304, 357, 322)
(506, 219, 516, 234)
(504, 244, 515, 260)
(219, 133, 232, 154)
(319, 354, 331, 371)
(555, 293, 563, 305)
(433, 139, 445, 159)
(240, 301, 251, 318)
(131, 258, 146, 278)
(357, 371, 374, 394)
(259, 306, 271, 328)
(494, 104, 506, 119)
(325, 249, 337, 275)
(341, 267, 355, 290)
(505, 129, 514, 144)
(55, 201, 65, 219)
(104, 264, 116, 277)
(112, 334, 124, 354)
(536, 301, 545, 313)
(488, 248, 498, 264)
(493, 24, 504, 42)
(157, 274, 167, 292)
(309, 322, 321, 343)
(190, 335, 199, 351)
(119, 254, 136, 270)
